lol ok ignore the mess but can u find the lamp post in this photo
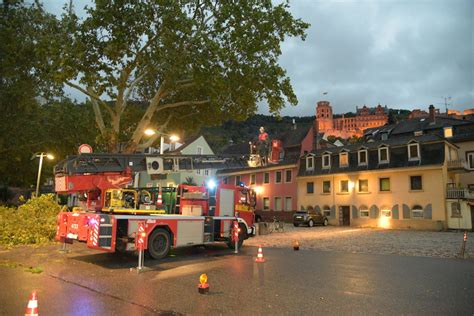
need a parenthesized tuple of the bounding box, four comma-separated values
(32, 152, 54, 197)
(143, 129, 180, 154)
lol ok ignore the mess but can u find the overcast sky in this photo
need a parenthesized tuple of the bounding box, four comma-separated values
(44, 0, 473, 117)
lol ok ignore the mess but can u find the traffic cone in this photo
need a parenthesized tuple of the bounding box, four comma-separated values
(255, 245, 265, 263)
(293, 240, 300, 251)
(25, 291, 38, 316)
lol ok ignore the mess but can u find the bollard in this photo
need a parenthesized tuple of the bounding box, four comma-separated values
(135, 222, 147, 272)
(233, 221, 240, 254)
(459, 230, 468, 259)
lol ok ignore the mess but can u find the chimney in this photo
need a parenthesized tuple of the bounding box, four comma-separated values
(429, 104, 435, 123)
(292, 118, 296, 130)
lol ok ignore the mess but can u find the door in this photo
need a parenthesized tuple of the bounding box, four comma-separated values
(341, 206, 350, 226)
(471, 205, 474, 231)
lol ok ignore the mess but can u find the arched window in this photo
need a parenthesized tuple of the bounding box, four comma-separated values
(359, 205, 369, 218)
(307, 205, 314, 211)
(412, 205, 424, 219)
(380, 206, 391, 218)
(323, 205, 331, 217)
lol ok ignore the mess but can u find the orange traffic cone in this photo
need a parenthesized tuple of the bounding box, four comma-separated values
(25, 291, 38, 316)
(293, 240, 300, 251)
(255, 245, 265, 263)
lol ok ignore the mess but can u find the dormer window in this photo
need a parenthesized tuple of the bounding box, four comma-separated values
(358, 149, 368, 166)
(378, 146, 389, 164)
(339, 152, 349, 167)
(306, 156, 314, 171)
(408, 142, 420, 161)
(444, 126, 453, 138)
(381, 133, 388, 141)
(322, 153, 331, 169)
(414, 131, 423, 137)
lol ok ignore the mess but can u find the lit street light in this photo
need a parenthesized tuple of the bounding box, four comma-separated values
(32, 152, 54, 197)
(143, 129, 180, 154)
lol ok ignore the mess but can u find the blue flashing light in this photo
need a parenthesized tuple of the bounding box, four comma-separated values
(207, 179, 217, 190)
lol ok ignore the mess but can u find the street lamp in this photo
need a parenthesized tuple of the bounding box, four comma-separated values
(32, 152, 54, 197)
(143, 129, 180, 154)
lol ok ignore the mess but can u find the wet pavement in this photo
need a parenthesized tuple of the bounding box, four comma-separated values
(1, 242, 473, 315)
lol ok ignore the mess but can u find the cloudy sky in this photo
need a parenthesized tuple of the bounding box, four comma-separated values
(44, 0, 473, 117)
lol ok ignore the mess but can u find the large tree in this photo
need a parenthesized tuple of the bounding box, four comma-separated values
(43, 0, 309, 152)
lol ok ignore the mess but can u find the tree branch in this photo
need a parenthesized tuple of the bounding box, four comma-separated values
(137, 114, 174, 150)
(65, 81, 114, 116)
(155, 99, 210, 113)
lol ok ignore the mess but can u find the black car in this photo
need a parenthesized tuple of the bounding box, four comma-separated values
(293, 210, 328, 227)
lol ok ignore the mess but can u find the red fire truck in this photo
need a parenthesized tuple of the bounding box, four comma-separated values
(54, 153, 256, 259)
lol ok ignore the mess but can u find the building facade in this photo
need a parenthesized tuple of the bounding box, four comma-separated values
(316, 101, 388, 138)
(298, 135, 472, 230)
(138, 135, 216, 188)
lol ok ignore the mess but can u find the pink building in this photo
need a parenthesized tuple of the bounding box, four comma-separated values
(218, 124, 315, 221)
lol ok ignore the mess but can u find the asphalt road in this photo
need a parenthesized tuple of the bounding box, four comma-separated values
(1, 243, 473, 315)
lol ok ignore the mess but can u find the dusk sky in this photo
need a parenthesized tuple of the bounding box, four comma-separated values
(44, 0, 473, 117)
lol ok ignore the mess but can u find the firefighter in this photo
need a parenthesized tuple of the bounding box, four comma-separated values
(257, 126, 269, 166)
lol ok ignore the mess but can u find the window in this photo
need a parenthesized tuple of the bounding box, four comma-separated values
(263, 197, 270, 210)
(322, 154, 331, 169)
(339, 152, 349, 167)
(285, 197, 292, 211)
(444, 127, 453, 138)
(358, 179, 369, 193)
(408, 143, 420, 160)
(274, 197, 282, 211)
(358, 150, 368, 165)
(306, 156, 314, 170)
(451, 202, 461, 217)
(235, 175, 241, 186)
(223, 177, 228, 184)
(381, 209, 391, 217)
(323, 180, 331, 193)
(306, 182, 314, 194)
(340, 180, 349, 193)
(323, 205, 331, 217)
(378, 146, 389, 163)
(412, 205, 424, 219)
(263, 172, 270, 184)
(285, 170, 292, 183)
(197, 146, 203, 155)
(250, 174, 256, 185)
(204, 169, 209, 176)
(381, 133, 388, 141)
(360, 205, 369, 218)
(467, 152, 474, 170)
(410, 176, 422, 190)
(379, 178, 390, 191)
(196, 169, 201, 175)
(275, 171, 282, 183)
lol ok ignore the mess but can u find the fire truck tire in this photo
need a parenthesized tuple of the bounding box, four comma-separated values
(146, 228, 171, 259)
(227, 224, 246, 249)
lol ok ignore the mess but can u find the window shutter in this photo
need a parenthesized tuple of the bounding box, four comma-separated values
(392, 204, 399, 219)
(403, 204, 411, 219)
(352, 205, 358, 218)
(423, 204, 432, 219)
(330, 205, 336, 218)
(315, 205, 321, 213)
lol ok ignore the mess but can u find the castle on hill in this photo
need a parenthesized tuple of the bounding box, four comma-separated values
(315, 101, 388, 138)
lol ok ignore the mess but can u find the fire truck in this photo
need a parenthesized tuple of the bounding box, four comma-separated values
(54, 153, 257, 259)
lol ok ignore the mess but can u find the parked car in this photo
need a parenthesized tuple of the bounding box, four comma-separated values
(293, 210, 328, 227)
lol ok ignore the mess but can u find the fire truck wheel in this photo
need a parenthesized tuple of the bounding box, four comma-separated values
(146, 228, 171, 259)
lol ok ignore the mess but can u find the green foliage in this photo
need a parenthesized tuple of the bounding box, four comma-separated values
(0, 194, 61, 247)
(40, 1, 309, 152)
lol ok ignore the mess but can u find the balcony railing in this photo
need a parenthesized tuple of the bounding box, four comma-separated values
(447, 159, 468, 170)
(446, 188, 474, 199)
